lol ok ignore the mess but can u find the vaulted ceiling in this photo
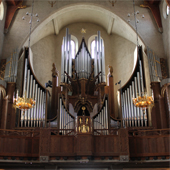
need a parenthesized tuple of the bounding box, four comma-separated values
(1, 0, 167, 58)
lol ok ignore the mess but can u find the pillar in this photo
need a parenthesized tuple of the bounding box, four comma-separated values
(151, 82, 168, 129)
(108, 75, 114, 118)
(6, 82, 16, 129)
(1, 96, 8, 129)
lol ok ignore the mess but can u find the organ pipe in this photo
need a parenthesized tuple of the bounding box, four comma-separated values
(119, 46, 148, 128)
(18, 47, 49, 128)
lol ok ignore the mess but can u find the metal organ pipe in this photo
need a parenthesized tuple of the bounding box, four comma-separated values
(120, 47, 148, 128)
(19, 48, 48, 128)
(93, 98, 109, 135)
(58, 97, 75, 135)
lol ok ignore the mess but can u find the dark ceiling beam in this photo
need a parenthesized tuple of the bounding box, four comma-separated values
(4, 0, 26, 33)
(140, 0, 162, 33)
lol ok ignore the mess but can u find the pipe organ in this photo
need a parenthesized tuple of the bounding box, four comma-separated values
(1, 28, 161, 134)
(147, 46, 162, 82)
(61, 28, 72, 83)
(58, 97, 75, 135)
(120, 46, 147, 128)
(94, 31, 106, 83)
(19, 48, 49, 128)
(61, 29, 105, 84)
(93, 96, 109, 135)
(75, 39, 91, 79)
(55, 28, 119, 134)
(4, 49, 19, 82)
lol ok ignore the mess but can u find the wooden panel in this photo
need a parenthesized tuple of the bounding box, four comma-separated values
(0, 136, 39, 157)
(143, 138, 149, 153)
(32, 138, 39, 154)
(94, 135, 120, 156)
(164, 137, 169, 151)
(157, 137, 165, 153)
(119, 129, 129, 155)
(129, 134, 170, 157)
(50, 136, 75, 156)
(61, 136, 74, 153)
(94, 136, 105, 153)
(149, 138, 157, 153)
(39, 129, 50, 156)
(105, 136, 115, 153)
(76, 134, 93, 155)
(50, 136, 61, 153)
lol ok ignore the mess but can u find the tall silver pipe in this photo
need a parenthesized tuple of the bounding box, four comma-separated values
(61, 41, 65, 82)
(42, 92, 45, 127)
(59, 98, 62, 131)
(34, 84, 38, 127)
(134, 77, 140, 126)
(127, 88, 131, 127)
(28, 74, 33, 127)
(132, 81, 137, 127)
(139, 60, 144, 93)
(101, 40, 105, 82)
(124, 90, 128, 127)
(36, 88, 40, 127)
(139, 60, 145, 125)
(94, 37, 98, 81)
(39, 90, 42, 127)
(129, 85, 134, 127)
(121, 93, 125, 127)
(83, 43, 86, 78)
(68, 34, 72, 78)
(137, 72, 143, 127)
(105, 100, 108, 134)
(31, 79, 35, 127)
(24, 69, 30, 127)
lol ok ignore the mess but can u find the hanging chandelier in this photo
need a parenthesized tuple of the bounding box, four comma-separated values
(132, 92, 154, 113)
(13, 91, 36, 111)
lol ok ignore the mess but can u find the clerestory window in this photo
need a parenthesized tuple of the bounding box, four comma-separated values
(0, 2, 4, 20)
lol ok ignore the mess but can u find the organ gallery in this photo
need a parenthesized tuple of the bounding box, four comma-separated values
(0, 0, 169, 169)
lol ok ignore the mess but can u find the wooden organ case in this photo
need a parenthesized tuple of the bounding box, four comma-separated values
(0, 28, 169, 166)
(53, 28, 117, 134)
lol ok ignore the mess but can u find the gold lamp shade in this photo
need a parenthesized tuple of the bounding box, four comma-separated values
(132, 92, 154, 113)
(13, 91, 36, 111)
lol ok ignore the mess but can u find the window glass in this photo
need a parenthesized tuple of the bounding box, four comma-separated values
(71, 40, 75, 59)
(167, 5, 169, 16)
(91, 40, 95, 59)
(89, 36, 104, 59)
(0, 2, 4, 20)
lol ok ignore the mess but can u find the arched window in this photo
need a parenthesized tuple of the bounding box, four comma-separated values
(0, 2, 4, 20)
(88, 35, 104, 59)
(163, 0, 169, 19)
(71, 35, 78, 59)
(167, 5, 169, 16)
(71, 40, 75, 59)
(90, 40, 95, 59)
(62, 35, 78, 59)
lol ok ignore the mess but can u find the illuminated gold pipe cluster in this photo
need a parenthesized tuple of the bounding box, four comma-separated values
(13, 91, 36, 111)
